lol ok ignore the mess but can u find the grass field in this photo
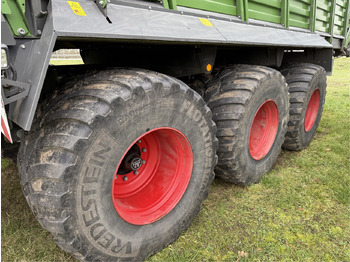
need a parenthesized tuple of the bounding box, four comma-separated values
(1, 57, 349, 261)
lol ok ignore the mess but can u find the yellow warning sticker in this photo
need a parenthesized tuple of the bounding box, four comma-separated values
(199, 18, 214, 27)
(68, 1, 86, 16)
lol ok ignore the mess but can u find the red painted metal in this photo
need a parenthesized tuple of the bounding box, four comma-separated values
(112, 127, 193, 225)
(304, 89, 320, 132)
(249, 100, 278, 160)
(1, 98, 12, 143)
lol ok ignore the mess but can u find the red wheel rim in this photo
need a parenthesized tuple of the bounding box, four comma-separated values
(249, 100, 279, 160)
(304, 89, 320, 132)
(112, 127, 193, 225)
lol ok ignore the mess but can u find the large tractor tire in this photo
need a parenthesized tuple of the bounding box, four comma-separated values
(18, 69, 218, 261)
(205, 65, 289, 185)
(280, 63, 327, 150)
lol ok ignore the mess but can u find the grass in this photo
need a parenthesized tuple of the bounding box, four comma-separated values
(49, 59, 84, 65)
(2, 57, 349, 261)
(1, 158, 75, 261)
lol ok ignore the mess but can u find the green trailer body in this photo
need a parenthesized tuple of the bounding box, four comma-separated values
(164, 0, 350, 48)
(1, 0, 349, 261)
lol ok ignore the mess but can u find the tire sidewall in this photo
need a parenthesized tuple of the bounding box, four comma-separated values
(69, 85, 215, 260)
(239, 75, 288, 184)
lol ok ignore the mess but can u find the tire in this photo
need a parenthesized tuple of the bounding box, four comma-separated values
(280, 63, 327, 151)
(205, 65, 289, 185)
(18, 69, 218, 261)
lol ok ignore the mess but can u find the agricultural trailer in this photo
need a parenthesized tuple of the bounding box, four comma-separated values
(1, 0, 350, 260)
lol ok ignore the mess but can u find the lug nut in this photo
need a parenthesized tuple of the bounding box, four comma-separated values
(142, 148, 147, 152)
(123, 176, 128, 181)
(137, 140, 141, 143)
(134, 171, 139, 175)
(142, 160, 146, 164)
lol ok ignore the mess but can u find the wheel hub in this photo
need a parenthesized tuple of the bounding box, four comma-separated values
(116, 144, 142, 175)
(130, 157, 143, 170)
(304, 89, 320, 132)
(112, 127, 193, 225)
(249, 100, 279, 160)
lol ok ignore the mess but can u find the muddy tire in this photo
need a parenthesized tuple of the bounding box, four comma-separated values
(18, 69, 218, 261)
(205, 65, 289, 185)
(280, 63, 327, 151)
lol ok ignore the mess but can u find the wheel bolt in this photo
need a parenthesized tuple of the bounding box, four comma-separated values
(137, 140, 141, 143)
(142, 160, 146, 164)
(123, 176, 128, 181)
(134, 170, 139, 175)
(142, 148, 147, 152)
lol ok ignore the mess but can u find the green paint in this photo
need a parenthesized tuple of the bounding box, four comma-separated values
(17, 0, 25, 12)
(281, 0, 290, 28)
(162, 0, 169, 9)
(1, 0, 31, 36)
(176, 0, 235, 15)
(345, 30, 350, 46)
(328, 0, 337, 43)
(236, 0, 248, 21)
(285, 0, 309, 29)
(344, 1, 350, 41)
(163, 0, 177, 10)
(1, 0, 11, 14)
(249, 4, 281, 23)
(315, 0, 333, 34)
(309, 0, 316, 32)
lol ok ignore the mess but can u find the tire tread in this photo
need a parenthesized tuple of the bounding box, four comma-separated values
(205, 64, 288, 185)
(18, 68, 218, 261)
(281, 63, 327, 150)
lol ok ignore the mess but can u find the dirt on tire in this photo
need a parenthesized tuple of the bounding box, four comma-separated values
(18, 69, 218, 261)
(205, 65, 289, 185)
